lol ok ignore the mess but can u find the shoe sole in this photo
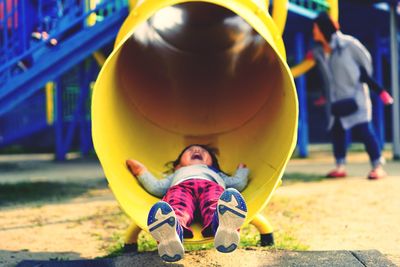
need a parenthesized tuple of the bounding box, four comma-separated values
(214, 189, 247, 253)
(368, 175, 386, 180)
(147, 201, 184, 262)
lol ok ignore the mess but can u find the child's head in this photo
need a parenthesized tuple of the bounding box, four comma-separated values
(170, 144, 222, 171)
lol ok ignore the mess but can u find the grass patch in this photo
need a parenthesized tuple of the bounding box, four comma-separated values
(0, 162, 21, 171)
(282, 172, 325, 184)
(138, 232, 158, 251)
(0, 145, 27, 154)
(240, 224, 308, 251)
(272, 231, 309, 251)
(0, 180, 107, 206)
(104, 223, 308, 258)
(102, 234, 127, 258)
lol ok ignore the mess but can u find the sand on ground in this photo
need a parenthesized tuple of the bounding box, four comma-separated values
(0, 150, 399, 266)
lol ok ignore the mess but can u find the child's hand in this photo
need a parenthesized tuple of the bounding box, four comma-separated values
(126, 159, 147, 176)
(237, 163, 247, 169)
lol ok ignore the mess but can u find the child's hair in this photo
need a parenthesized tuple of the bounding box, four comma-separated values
(165, 144, 223, 174)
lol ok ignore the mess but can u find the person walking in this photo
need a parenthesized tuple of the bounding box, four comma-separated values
(308, 12, 393, 180)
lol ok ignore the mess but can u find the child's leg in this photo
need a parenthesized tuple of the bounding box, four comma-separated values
(196, 180, 225, 237)
(147, 201, 184, 262)
(162, 182, 197, 238)
(214, 188, 247, 253)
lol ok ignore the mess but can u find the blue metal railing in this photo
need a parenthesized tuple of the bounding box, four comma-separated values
(0, 88, 48, 147)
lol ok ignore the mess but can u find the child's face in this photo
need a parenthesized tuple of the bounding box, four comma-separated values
(179, 146, 213, 167)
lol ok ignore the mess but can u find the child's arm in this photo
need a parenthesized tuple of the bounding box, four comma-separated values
(126, 159, 172, 198)
(220, 163, 249, 192)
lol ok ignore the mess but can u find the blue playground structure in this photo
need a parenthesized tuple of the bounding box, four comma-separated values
(0, 0, 129, 160)
(0, 0, 399, 160)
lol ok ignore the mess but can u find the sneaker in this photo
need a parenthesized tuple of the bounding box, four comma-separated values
(368, 168, 387, 180)
(17, 61, 28, 71)
(214, 188, 247, 253)
(326, 169, 347, 178)
(147, 201, 184, 262)
(49, 38, 58, 46)
(41, 31, 50, 40)
(31, 31, 42, 40)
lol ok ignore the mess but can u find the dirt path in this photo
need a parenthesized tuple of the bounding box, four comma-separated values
(0, 151, 399, 266)
(265, 177, 400, 265)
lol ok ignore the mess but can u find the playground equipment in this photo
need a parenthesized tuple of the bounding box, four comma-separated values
(92, 0, 299, 249)
(0, 0, 128, 158)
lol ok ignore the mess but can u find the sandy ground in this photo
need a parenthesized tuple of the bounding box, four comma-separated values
(0, 150, 399, 266)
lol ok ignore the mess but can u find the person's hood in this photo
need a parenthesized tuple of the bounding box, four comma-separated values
(330, 31, 348, 50)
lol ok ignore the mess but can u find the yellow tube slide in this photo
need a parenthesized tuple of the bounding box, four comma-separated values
(92, 0, 298, 244)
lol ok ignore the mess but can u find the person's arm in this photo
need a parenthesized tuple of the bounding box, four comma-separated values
(348, 38, 393, 105)
(359, 66, 382, 93)
(220, 163, 249, 192)
(359, 66, 394, 105)
(126, 159, 172, 197)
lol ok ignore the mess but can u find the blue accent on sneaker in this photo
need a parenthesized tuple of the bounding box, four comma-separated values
(149, 216, 176, 232)
(219, 188, 247, 212)
(217, 243, 237, 253)
(148, 201, 177, 232)
(147, 201, 173, 226)
(218, 204, 246, 218)
(211, 210, 219, 235)
(176, 220, 183, 242)
(161, 254, 182, 262)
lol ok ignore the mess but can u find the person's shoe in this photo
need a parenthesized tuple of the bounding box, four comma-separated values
(326, 169, 347, 178)
(31, 31, 42, 40)
(147, 201, 184, 262)
(42, 32, 58, 46)
(368, 168, 387, 180)
(214, 188, 247, 253)
(17, 61, 28, 71)
(49, 38, 58, 46)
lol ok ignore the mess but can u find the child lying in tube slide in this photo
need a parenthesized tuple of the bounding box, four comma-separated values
(126, 144, 249, 262)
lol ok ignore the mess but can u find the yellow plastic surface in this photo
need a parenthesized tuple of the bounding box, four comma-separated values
(251, 214, 273, 234)
(271, 0, 288, 35)
(92, 0, 298, 245)
(45, 82, 54, 125)
(291, 58, 316, 78)
(92, 52, 106, 67)
(328, 0, 338, 21)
